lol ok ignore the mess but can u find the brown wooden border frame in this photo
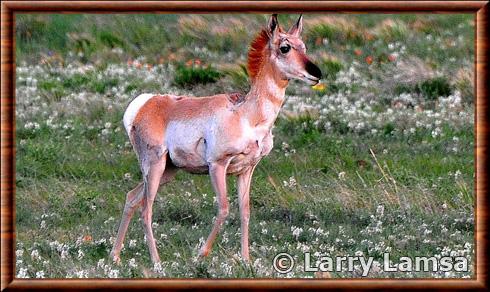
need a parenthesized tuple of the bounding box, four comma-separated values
(1, 1, 488, 291)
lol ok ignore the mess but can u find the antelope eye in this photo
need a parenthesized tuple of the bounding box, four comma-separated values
(280, 45, 291, 54)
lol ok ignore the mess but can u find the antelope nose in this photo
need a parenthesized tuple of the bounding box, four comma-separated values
(305, 61, 322, 80)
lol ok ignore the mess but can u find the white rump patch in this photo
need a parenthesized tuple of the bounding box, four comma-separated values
(123, 93, 156, 134)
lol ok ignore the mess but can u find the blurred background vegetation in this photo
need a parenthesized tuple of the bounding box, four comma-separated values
(16, 14, 474, 101)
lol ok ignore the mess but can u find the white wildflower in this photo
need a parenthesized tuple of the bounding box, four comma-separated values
(153, 262, 165, 275)
(17, 268, 29, 278)
(97, 259, 105, 269)
(31, 249, 40, 261)
(291, 226, 303, 239)
(129, 239, 137, 248)
(76, 270, 89, 278)
(376, 205, 385, 217)
(338, 171, 346, 180)
(128, 258, 137, 268)
(61, 249, 69, 260)
(454, 170, 462, 179)
(107, 269, 119, 278)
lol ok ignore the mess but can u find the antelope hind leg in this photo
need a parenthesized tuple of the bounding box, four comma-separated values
(111, 158, 176, 264)
(111, 182, 145, 264)
(140, 155, 167, 264)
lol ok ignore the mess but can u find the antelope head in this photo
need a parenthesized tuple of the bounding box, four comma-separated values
(266, 14, 323, 85)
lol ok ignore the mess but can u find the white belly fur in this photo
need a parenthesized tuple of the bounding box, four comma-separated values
(165, 119, 208, 168)
(165, 115, 273, 173)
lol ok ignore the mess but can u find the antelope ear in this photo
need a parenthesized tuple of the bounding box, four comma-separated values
(266, 14, 280, 38)
(288, 14, 303, 37)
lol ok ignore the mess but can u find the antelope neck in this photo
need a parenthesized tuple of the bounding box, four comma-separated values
(241, 63, 289, 128)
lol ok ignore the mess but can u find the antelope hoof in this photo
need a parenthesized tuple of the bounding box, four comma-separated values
(111, 253, 122, 265)
(242, 255, 250, 263)
(198, 247, 210, 258)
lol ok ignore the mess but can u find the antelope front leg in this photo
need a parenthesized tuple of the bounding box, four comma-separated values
(237, 166, 256, 262)
(199, 161, 230, 257)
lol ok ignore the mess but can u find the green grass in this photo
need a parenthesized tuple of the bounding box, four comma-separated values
(174, 64, 222, 88)
(15, 117, 474, 278)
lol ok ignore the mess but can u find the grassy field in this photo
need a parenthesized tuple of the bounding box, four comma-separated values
(15, 14, 474, 278)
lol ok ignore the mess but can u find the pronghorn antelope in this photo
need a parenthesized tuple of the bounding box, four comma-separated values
(111, 14, 322, 264)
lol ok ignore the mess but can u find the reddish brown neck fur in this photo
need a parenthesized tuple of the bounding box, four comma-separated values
(247, 29, 269, 81)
